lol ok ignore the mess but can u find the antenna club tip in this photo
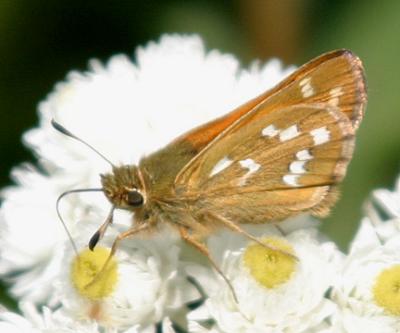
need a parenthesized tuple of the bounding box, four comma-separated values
(51, 118, 60, 128)
(89, 231, 101, 251)
(51, 118, 59, 129)
(51, 118, 74, 137)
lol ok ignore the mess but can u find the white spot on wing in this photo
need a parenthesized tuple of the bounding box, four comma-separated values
(210, 157, 233, 177)
(240, 159, 261, 173)
(283, 174, 300, 187)
(289, 160, 306, 174)
(285, 149, 314, 185)
(238, 158, 261, 186)
(299, 77, 310, 87)
(330, 87, 343, 97)
(299, 77, 314, 98)
(262, 124, 279, 137)
(296, 149, 313, 161)
(280, 125, 300, 142)
(310, 127, 330, 145)
(328, 87, 343, 107)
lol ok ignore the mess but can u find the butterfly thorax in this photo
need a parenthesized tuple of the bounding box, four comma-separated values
(138, 139, 201, 200)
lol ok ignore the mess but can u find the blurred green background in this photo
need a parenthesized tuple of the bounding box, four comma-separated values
(0, 0, 399, 304)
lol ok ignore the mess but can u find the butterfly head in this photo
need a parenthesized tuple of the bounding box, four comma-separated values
(101, 165, 146, 211)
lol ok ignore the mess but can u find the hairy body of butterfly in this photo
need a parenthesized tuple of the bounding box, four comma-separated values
(55, 49, 366, 297)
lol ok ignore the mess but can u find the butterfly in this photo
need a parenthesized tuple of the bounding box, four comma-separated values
(53, 49, 366, 297)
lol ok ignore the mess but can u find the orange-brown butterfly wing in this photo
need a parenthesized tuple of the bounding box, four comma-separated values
(171, 49, 365, 155)
(173, 49, 366, 223)
(178, 104, 354, 222)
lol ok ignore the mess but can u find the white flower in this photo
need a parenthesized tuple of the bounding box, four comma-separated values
(364, 174, 400, 243)
(188, 220, 340, 333)
(25, 35, 293, 172)
(330, 217, 400, 332)
(0, 33, 296, 330)
(56, 220, 198, 331)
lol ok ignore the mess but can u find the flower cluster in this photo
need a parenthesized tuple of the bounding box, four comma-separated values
(0, 35, 399, 332)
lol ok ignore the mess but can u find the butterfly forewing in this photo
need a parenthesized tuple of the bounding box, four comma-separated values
(174, 50, 366, 223)
(171, 49, 365, 158)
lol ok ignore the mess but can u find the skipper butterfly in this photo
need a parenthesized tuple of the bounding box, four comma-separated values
(53, 49, 367, 297)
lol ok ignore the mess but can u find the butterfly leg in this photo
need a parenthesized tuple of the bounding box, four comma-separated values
(179, 226, 238, 303)
(110, 224, 150, 256)
(85, 223, 150, 289)
(207, 212, 298, 261)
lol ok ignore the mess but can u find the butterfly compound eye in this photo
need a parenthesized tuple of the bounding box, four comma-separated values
(127, 190, 144, 207)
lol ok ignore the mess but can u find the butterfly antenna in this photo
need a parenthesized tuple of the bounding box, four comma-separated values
(56, 188, 104, 255)
(51, 119, 115, 168)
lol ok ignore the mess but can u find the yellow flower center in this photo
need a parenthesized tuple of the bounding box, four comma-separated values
(70, 247, 118, 300)
(373, 264, 400, 315)
(242, 237, 296, 289)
